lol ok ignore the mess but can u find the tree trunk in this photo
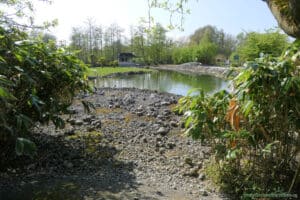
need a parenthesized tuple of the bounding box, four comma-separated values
(264, 0, 300, 38)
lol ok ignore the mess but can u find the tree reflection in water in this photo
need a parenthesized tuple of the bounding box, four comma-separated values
(91, 70, 228, 96)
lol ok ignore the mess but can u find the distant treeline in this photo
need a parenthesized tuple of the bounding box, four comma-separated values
(51, 21, 289, 66)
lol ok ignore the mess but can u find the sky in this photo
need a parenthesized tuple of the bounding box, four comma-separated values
(33, 0, 279, 42)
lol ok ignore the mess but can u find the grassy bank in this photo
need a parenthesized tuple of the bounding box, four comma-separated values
(87, 67, 153, 77)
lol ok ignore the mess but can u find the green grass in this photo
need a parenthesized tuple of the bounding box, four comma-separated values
(86, 67, 153, 77)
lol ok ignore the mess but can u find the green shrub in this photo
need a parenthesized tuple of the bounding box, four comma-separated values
(177, 40, 300, 198)
(98, 56, 107, 66)
(193, 41, 217, 65)
(108, 60, 119, 67)
(172, 46, 194, 64)
(0, 26, 89, 157)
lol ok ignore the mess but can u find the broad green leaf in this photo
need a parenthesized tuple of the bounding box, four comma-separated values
(0, 87, 16, 100)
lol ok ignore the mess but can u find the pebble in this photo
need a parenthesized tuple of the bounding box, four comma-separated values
(64, 129, 75, 136)
(200, 189, 209, 196)
(170, 121, 178, 127)
(157, 127, 169, 136)
(161, 101, 170, 106)
(63, 161, 74, 168)
(74, 120, 83, 126)
(199, 173, 206, 181)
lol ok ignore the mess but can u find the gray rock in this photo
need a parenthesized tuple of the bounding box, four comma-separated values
(83, 115, 95, 123)
(170, 121, 178, 127)
(200, 189, 209, 196)
(142, 137, 148, 143)
(156, 136, 162, 142)
(91, 120, 101, 129)
(167, 142, 176, 149)
(159, 148, 165, 154)
(123, 94, 135, 105)
(64, 129, 75, 136)
(161, 101, 170, 106)
(197, 161, 203, 169)
(183, 168, 199, 178)
(87, 126, 96, 132)
(74, 120, 83, 126)
(157, 127, 169, 136)
(137, 105, 143, 111)
(162, 109, 171, 115)
(67, 108, 77, 114)
(149, 93, 157, 99)
(156, 191, 163, 196)
(180, 121, 185, 128)
(184, 157, 193, 166)
(63, 161, 74, 168)
(136, 111, 144, 116)
(157, 115, 164, 119)
(199, 173, 206, 181)
(147, 106, 155, 111)
(154, 103, 161, 107)
(68, 119, 76, 125)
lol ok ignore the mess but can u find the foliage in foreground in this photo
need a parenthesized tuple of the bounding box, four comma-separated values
(177, 41, 300, 198)
(0, 26, 89, 158)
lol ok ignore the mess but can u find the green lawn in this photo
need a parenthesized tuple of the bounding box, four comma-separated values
(86, 67, 153, 77)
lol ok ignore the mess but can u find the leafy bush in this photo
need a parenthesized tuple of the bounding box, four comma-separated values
(177, 41, 300, 198)
(0, 27, 89, 157)
(108, 60, 119, 67)
(172, 41, 217, 65)
(172, 46, 194, 64)
(193, 41, 217, 65)
(98, 56, 107, 66)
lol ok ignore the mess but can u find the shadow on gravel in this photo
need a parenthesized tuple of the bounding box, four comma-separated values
(0, 133, 142, 200)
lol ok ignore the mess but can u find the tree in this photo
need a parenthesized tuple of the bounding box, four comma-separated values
(189, 25, 236, 58)
(148, 23, 168, 64)
(172, 46, 193, 64)
(70, 21, 125, 66)
(193, 40, 217, 64)
(130, 25, 147, 64)
(190, 25, 219, 45)
(233, 30, 288, 63)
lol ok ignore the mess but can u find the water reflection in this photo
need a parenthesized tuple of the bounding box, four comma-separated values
(91, 70, 229, 96)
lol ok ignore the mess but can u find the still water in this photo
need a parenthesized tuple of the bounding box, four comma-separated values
(90, 70, 229, 95)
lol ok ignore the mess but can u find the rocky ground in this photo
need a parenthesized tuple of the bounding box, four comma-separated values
(154, 63, 229, 78)
(0, 88, 229, 200)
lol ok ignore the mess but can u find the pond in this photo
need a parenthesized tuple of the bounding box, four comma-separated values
(90, 70, 229, 96)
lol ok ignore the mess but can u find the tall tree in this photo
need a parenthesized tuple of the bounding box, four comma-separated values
(233, 30, 288, 62)
(189, 25, 236, 58)
(148, 23, 168, 64)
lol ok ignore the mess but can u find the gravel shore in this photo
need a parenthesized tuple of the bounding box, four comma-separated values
(153, 63, 229, 78)
(0, 88, 228, 200)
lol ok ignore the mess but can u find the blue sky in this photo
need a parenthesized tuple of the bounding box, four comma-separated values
(34, 0, 279, 41)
